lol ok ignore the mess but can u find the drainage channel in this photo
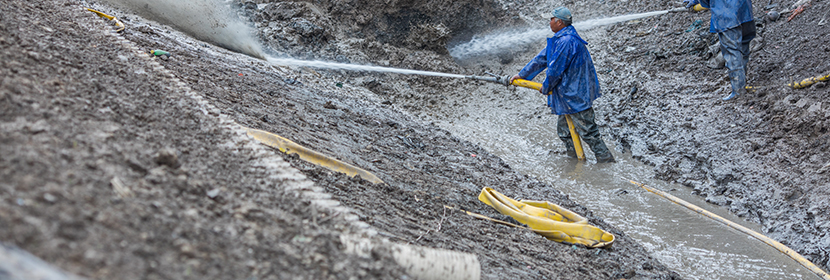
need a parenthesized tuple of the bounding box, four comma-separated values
(429, 94, 815, 280)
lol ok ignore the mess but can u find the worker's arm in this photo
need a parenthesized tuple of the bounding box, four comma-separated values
(515, 48, 548, 83)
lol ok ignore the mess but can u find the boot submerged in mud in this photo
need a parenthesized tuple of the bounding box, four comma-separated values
(596, 153, 616, 163)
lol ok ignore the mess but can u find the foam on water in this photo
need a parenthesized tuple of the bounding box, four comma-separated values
(449, 10, 670, 59)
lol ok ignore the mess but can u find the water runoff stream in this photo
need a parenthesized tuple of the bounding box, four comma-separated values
(429, 94, 815, 279)
(262, 9, 821, 280)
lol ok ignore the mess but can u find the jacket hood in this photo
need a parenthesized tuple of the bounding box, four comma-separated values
(553, 26, 587, 45)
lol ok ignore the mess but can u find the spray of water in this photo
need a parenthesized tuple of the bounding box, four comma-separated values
(449, 10, 670, 59)
(102, 0, 265, 59)
(266, 57, 466, 78)
(104, 0, 465, 77)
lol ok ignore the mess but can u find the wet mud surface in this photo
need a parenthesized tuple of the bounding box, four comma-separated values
(0, 1, 404, 279)
(1, 0, 680, 279)
(3, 0, 829, 279)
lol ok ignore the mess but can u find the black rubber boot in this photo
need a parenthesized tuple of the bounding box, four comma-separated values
(596, 152, 616, 163)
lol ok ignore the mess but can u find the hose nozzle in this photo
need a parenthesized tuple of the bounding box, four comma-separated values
(465, 72, 511, 86)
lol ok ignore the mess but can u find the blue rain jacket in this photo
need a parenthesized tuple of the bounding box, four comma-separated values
(517, 26, 600, 115)
(700, 0, 754, 33)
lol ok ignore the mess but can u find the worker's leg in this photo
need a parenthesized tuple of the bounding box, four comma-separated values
(718, 23, 755, 100)
(568, 108, 615, 163)
(739, 21, 756, 76)
(557, 115, 578, 158)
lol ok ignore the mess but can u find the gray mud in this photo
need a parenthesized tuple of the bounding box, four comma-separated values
(1, 0, 679, 279)
(3, 0, 829, 278)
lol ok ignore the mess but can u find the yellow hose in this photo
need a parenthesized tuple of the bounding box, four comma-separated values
(511, 79, 585, 160)
(692, 4, 708, 12)
(478, 187, 614, 248)
(243, 126, 384, 184)
(565, 116, 585, 160)
(630, 180, 830, 280)
(788, 73, 830, 89)
(86, 8, 125, 32)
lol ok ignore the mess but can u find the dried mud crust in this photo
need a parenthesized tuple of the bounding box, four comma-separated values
(0, 0, 404, 279)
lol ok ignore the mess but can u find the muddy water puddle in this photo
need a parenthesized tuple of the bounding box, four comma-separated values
(430, 99, 813, 279)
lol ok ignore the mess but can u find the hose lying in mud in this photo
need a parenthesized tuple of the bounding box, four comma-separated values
(340, 235, 480, 280)
(476, 187, 615, 248)
(788, 72, 830, 89)
(629, 180, 830, 280)
(85, 8, 125, 32)
(242, 127, 384, 184)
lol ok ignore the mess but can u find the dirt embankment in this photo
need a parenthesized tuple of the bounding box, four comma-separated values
(585, 0, 830, 270)
(0, 0, 404, 279)
(231, 0, 830, 274)
(1, 0, 682, 279)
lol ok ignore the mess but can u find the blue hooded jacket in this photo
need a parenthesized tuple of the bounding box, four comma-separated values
(700, 0, 754, 33)
(517, 25, 600, 115)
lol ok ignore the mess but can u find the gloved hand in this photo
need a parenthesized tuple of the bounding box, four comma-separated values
(509, 74, 522, 84)
(683, 0, 699, 9)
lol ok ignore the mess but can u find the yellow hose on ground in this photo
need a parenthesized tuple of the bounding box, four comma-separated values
(85, 8, 125, 32)
(630, 180, 830, 280)
(477, 187, 614, 248)
(511, 79, 585, 160)
(243, 126, 384, 184)
(788, 73, 830, 89)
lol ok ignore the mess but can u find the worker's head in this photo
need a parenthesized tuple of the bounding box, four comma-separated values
(549, 6, 572, 32)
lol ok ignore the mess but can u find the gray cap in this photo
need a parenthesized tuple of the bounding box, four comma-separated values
(551, 7, 573, 24)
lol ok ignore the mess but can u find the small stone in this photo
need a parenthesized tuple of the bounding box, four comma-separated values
(43, 193, 57, 203)
(766, 11, 779, 21)
(207, 188, 221, 198)
(814, 82, 826, 88)
(155, 148, 179, 168)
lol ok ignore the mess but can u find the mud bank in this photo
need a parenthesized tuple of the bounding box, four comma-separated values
(1, 0, 681, 279)
(229, 0, 830, 274)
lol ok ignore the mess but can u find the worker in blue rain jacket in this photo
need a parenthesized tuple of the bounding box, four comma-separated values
(509, 7, 615, 163)
(685, 0, 755, 100)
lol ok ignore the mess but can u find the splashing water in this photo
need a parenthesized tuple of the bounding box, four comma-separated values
(449, 10, 670, 59)
(266, 57, 466, 78)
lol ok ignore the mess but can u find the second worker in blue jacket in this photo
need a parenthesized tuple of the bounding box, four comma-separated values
(510, 7, 615, 163)
(686, 0, 755, 100)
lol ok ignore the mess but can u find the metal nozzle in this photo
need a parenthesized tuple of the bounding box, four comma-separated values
(465, 72, 511, 86)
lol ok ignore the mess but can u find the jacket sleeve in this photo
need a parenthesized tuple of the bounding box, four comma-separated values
(541, 38, 574, 94)
(518, 48, 547, 80)
(700, 0, 710, 9)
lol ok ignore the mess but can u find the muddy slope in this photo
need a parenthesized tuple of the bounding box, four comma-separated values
(238, 0, 830, 273)
(114, 2, 681, 280)
(420, 0, 830, 273)
(588, 0, 830, 271)
(0, 0, 683, 280)
(0, 1, 404, 279)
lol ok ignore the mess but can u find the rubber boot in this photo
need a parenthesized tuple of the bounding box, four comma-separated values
(563, 142, 578, 159)
(566, 149, 578, 159)
(596, 152, 616, 163)
(723, 69, 746, 101)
